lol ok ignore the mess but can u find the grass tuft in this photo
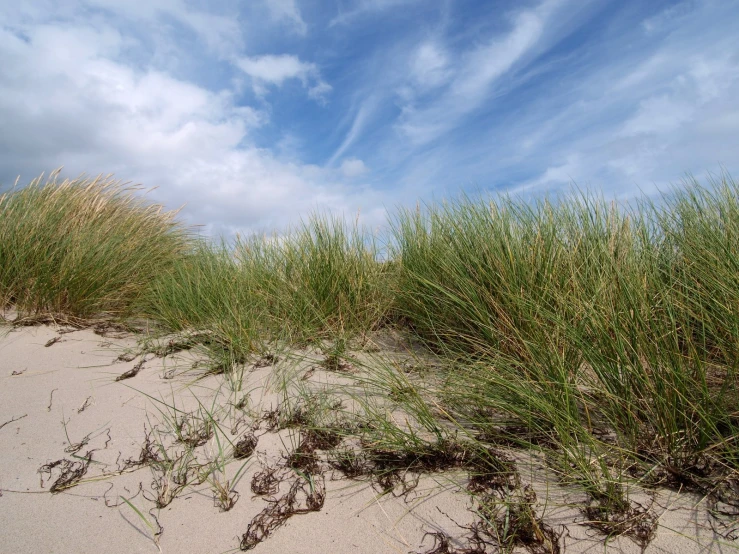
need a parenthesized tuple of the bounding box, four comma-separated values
(0, 171, 188, 321)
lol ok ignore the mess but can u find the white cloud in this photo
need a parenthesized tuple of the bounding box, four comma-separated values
(0, 22, 373, 236)
(620, 94, 693, 137)
(85, 0, 243, 57)
(511, 155, 581, 194)
(308, 81, 333, 103)
(236, 54, 309, 85)
(265, 0, 307, 35)
(410, 42, 451, 90)
(235, 54, 331, 100)
(340, 158, 368, 178)
(689, 54, 739, 102)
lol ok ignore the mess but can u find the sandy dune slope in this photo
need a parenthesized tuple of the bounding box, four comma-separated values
(0, 324, 736, 554)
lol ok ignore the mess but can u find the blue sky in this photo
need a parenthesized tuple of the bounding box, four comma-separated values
(1, 0, 738, 235)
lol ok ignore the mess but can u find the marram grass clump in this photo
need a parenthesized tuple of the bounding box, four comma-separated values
(394, 176, 739, 492)
(233, 214, 393, 343)
(140, 215, 394, 361)
(0, 171, 189, 321)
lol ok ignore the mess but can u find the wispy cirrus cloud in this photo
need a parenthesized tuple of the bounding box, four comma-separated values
(329, 0, 423, 27)
(327, 98, 379, 166)
(264, 0, 308, 35)
(396, 0, 570, 146)
(507, 2, 739, 196)
(408, 41, 452, 90)
(337, 0, 739, 203)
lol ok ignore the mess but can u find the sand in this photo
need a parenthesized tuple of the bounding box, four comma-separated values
(1, 323, 737, 553)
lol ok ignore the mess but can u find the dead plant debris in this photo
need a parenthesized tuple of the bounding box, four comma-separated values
(77, 396, 93, 413)
(115, 359, 145, 381)
(150, 336, 202, 358)
(93, 322, 131, 339)
(47, 388, 57, 411)
(13, 314, 77, 327)
(328, 448, 366, 478)
(0, 414, 27, 431)
(262, 408, 281, 431)
(122, 430, 162, 469)
(583, 496, 657, 549)
(240, 474, 326, 551)
(253, 353, 279, 368)
(39, 453, 93, 493)
(301, 367, 315, 381)
(251, 465, 282, 497)
(416, 476, 561, 554)
(320, 355, 353, 372)
(175, 415, 213, 448)
(286, 430, 340, 474)
(64, 433, 91, 455)
(234, 395, 249, 410)
(234, 433, 258, 459)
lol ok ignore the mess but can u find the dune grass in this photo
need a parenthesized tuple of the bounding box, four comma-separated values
(234, 214, 392, 344)
(139, 214, 392, 364)
(0, 171, 188, 321)
(392, 176, 739, 508)
(4, 169, 739, 543)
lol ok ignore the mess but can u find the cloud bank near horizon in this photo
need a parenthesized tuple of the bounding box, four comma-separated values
(1, 0, 738, 236)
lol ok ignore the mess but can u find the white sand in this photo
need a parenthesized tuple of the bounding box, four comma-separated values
(0, 324, 736, 553)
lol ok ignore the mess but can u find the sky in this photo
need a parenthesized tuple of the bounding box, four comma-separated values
(1, 0, 738, 236)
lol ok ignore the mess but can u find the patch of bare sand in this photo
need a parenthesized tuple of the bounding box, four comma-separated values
(0, 324, 736, 553)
